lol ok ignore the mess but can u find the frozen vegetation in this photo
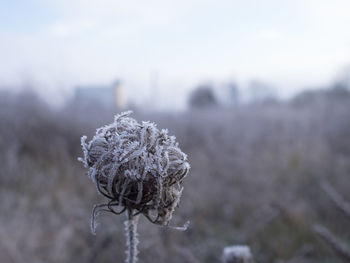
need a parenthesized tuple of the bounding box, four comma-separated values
(0, 87, 350, 262)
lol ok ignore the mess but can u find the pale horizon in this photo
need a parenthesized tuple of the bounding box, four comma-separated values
(1, 0, 350, 109)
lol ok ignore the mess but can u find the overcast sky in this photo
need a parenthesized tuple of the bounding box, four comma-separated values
(1, 0, 350, 109)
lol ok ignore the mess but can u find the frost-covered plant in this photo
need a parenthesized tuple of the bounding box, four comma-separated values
(222, 245, 254, 263)
(79, 111, 190, 263)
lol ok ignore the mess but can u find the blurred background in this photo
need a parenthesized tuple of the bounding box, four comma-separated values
(1, 0, 350, 262)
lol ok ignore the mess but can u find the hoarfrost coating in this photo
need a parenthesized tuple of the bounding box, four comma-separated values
(222, 245, 254, 263)
(78, 111, 190, 233)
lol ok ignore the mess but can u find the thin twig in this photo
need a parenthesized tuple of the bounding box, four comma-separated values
(313, 224, 350, 262)
(321, 181, 350, 221)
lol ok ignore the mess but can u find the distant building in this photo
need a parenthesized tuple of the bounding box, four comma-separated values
(75, 80, 126, 109)
(248, 80, 276, 103)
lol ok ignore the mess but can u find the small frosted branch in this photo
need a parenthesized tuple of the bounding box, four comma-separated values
(313, 224, 350, 262)
(321, 181, 350, 221)
(125, 210, 140, 263)
(164, 220, 190, 231)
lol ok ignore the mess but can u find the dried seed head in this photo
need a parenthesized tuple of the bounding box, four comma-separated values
(79, 111, 190, 233)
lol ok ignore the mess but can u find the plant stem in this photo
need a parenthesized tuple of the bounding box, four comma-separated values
(125, 209, 139, 263)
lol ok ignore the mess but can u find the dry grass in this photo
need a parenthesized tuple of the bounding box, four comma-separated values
(1, 89, 350, 263)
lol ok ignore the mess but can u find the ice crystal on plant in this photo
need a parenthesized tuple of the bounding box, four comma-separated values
(222, 245, 254, 263)
(79, 111, 190, 234)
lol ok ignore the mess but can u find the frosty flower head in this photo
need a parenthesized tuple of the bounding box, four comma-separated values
(79, 111, 190, 233)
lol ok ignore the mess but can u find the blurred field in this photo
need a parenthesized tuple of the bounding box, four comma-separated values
(1, 88, 350, 263)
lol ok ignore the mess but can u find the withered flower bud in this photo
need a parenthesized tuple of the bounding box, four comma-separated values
(79, 111, 190, 235)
